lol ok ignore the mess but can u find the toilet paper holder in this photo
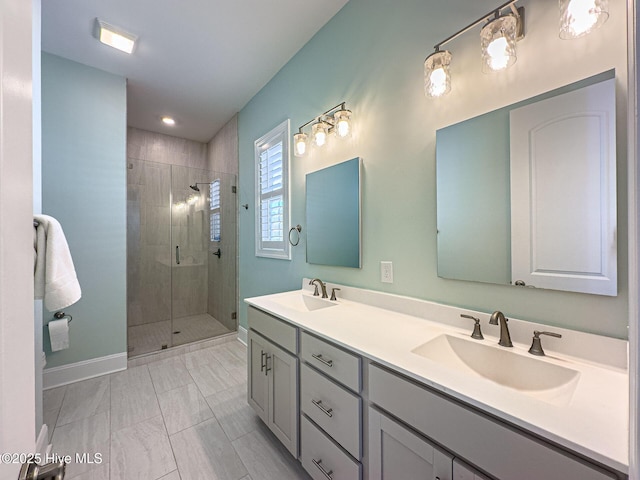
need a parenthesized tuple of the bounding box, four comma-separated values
(54, 311, 72, 323)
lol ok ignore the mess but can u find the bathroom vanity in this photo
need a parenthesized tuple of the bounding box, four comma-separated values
(245, 280, 628, 480)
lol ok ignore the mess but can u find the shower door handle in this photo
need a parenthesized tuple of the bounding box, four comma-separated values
(213, 248, 221, 258)
(176, 245, 180, 265)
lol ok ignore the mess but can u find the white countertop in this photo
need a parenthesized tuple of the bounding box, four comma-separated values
(245, 282, 629, 474)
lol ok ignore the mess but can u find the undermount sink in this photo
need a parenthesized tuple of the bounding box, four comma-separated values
(412, 334, 580, 405)
(270, 292, 338, 312)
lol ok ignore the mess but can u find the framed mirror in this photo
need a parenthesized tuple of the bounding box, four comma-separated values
(306, 157, 362, 268)
(436, 70, 617, 296)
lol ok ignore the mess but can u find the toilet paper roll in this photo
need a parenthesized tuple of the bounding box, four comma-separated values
(49, 318, 69, 352)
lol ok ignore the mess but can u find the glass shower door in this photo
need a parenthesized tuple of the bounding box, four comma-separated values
(170, 165, 237, 347)
(127, 159, 173, 356)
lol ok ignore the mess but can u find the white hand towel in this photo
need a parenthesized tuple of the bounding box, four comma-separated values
(34, 215, 82, 311)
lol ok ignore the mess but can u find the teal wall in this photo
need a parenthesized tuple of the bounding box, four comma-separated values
(238, 0, 630, 338)
(41, 53, 127, 367)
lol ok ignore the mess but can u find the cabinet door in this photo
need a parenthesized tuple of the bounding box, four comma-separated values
(267, 340, 299, 457)
(247, 330, 269, 423)
(369, 407, 452, 480)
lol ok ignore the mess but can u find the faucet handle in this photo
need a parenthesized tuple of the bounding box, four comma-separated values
(330, 288, 341, 301)
(309, 279, 320, 296)
(528, 330, 562, 356)
(461, 314, 483, 340)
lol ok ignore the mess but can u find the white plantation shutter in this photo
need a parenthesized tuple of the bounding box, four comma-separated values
(209, 180, 221, 242)
(255, 120, 290, 259)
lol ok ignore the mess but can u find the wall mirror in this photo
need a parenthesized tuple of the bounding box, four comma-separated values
(436, 70, 617, 296)
(306, 157, 362, 268)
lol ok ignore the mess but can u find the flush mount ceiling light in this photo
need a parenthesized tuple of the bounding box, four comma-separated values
(293, 103, 352, 157)
(559, 0, 609, 39)
(161, 116, 176, 126)
(423, 0, 524, 98)
(95, 18, 137, 54)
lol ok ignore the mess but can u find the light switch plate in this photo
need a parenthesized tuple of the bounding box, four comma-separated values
(381, 261, 393, 283)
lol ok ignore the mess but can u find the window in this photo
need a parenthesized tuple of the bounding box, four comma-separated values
(255, 119, 290, 259)
(209, 179, 221, 242)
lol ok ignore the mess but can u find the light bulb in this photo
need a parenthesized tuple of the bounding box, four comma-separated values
(337, 119, 350, 137)
(429, 67, 448, 97)
(560, 0, 608, 39)
(486, 37, 510, 71)
(312, 122, 328, 147)
(333, 109, 352, 138)
(296, 139, 306, 156)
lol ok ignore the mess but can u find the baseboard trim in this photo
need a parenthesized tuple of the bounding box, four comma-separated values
(238, 326, 247, 345)
(35, 424, 48, 455)
(43, 352, 127, 390)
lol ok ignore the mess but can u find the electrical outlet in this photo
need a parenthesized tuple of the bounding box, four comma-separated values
(381, 261, 393, 283)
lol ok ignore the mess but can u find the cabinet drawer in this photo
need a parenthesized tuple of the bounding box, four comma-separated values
(301, 331, 361, 392)
(301, 363, 361, 459)
(248, 306, 297, 354)
(301, 415, 361, 480)
(369, 364, 617, 480)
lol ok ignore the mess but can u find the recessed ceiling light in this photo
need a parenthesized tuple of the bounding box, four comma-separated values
(95, 18, 137, 54)
(161, 116, 176, 126)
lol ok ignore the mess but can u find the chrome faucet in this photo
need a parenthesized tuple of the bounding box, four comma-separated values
(489, 311, 513, 347)
(309, 278, 328, 298)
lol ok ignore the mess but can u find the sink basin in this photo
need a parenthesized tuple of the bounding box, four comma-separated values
(270, 292, 338, 312)
(412, 334, 580, 405)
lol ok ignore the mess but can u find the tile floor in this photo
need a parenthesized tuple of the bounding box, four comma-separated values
(127, 314, 232, 356)
(44, 338, 310, 480)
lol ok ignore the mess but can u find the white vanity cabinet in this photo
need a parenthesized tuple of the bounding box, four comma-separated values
(368, 363, 619, 480)
(247, 307, 299, 457)
(300, 331, 363, 480)
(369, 407, 453, 480)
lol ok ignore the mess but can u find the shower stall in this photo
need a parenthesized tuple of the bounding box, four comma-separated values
(126, 159, 237, 356)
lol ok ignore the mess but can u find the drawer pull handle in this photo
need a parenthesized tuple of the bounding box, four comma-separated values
(312, 458, 333, 480)
(265, 354, 272, 375)
(260, 350, 266, 372)
(312, 353, 333, 367)
(312, 399, 333, 417)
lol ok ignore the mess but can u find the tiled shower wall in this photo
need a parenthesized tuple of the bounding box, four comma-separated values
(206, 116, 239, 330)
(127, 127, 238, 352)
(128, 127, 208, 169)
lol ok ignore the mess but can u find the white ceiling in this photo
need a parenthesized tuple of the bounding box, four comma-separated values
(41, 0, 349, 143)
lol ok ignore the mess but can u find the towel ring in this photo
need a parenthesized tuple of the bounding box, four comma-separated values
(54, 311, 72, 323)
(288, 225, 302, 246)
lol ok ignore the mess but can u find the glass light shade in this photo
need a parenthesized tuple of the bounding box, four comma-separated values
(312, 122, 329, 147)
(294, 132, 308, 157)
(559, 0, 609, 39)
(424, 50, 452, 98)
(481, 15, 518, 73)
(333, 109, 352, 138)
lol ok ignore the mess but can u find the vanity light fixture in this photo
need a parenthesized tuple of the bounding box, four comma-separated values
(293, 103, 352, 157)
(424, 49, 452, 98)
(95, 19, 137, 54)
(481, 12, 519, 72)
(423, 0, 524, 98)
(559, 0, 609, 39)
